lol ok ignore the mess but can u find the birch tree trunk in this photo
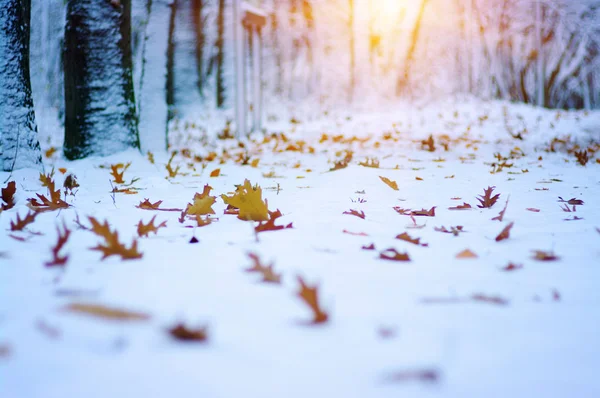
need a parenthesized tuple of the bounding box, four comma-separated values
(63, 0, 139, 160)
(0, 0, 43, 171)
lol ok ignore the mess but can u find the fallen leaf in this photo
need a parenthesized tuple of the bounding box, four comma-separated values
(379, 176, 399, 191)
(448, 202, 472, 210)
(10, 211, 38, 232)
(532, 250, 559, 261)
(186, 185, 217, 216)
(110, 163, 130, 184)
(526, 208, 540, 212)
(255, 210, 293, 233)
(210, 168, 221, 177)
(342, 230, 369, 236)
(393, 207, 436, 217)
(435, 225, 464, 236)
(501, 263, 523, 271)
(495, 222, 514, 242)
(492, 196, 510, 221)
(136, 199, 162, 210)
(379, 248, 411, 262)
(27, 176, 69, 212)
(63, 303, 150, 321)
(362, 243, 376, 251)
(46, 223, 71, 267)
(245, 253, 282, 284)
(456, 249, 478, 259)
(343, 209, 366, 219)
(221, 180, 269, 221)
(395, 232, 428, 247)
(89, 217, 143, 260)
(1, 181, 16, 210)
(477, 186, 500, 209)
(297, 276, 329, 324)
(136, 216, 167, 238)
(168, 323, 208, 342)
(558, 197, 584, 205)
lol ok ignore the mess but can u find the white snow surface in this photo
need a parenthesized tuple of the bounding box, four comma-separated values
(1, 100, 600, 398)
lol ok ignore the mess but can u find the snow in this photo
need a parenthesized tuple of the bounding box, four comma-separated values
(1, 100, 600, 397)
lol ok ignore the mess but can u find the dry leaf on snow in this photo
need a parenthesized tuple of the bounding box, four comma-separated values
(10, 211, 38, 232)
(492, 196, 510, 221)
(343, 209, 366, 219)
(477, 186, 500, 209)
(456, 249, 478, 259)
(168, 323, 208, 342)
(27, 176, 69, 212)
(255, 210, 293, 233)
(1, 181, 16, 210)
(495, 222, 514, 242)
(532, 250, 560, 261)
(395, 232, 428, 247)
(89, 217, 143, 260)
(63, 302, 150, 321)
(379, 176, 399, 191)
(245, 253, 282, 284)
(379, 248, 411, 262)
(297, 276, 329, 324)
(448, 202, 472, 210)
(186, 185, 217, 216)
(221, 180, 269, 221)
(46, 223, 71, 267)
(137, 216, 167, 238)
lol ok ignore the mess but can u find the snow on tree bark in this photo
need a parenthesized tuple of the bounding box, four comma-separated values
(135, 0, 171, 153)
(63, 0, 140, 160)
(0, 0, 43, 171)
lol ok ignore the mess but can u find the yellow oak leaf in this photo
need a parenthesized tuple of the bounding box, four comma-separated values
(221, 179, 269, 221)
(186, 185, 216, 216)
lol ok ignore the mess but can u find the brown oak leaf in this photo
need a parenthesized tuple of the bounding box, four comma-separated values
(255, 210, 293, 233)
(343, 209, 366, 219)
(435, 225, 464, 236)
(448, 202, 472, 210)
(110, 163, 131, 184)
(27, 176, 69, 212)
(477, 186, 500, 209)
(221, 180, 269, 221)
(169, 323, 208, 342)
(532, 250, 559, 261)
(297, 276, 329, 324)
(495, 222, 514, 242)
(379, 248, 411, 262)
(395, 232, 428, 247)
(1, 181, 16, 210)
(64, 303, 150, 321)
(10, 211, 38, 232)
(379, 176, 399, 191)
(136, 216, 167, 238)
(456, 249, 478, 259)
(245, 253, 282, 284)
(45, 223, 71, 267)
(89, 217, 143, 260)
(492, 196, 510, 221)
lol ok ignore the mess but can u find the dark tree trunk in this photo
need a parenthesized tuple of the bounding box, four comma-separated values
(191, 0, 205, 96)
(166, 0, 177, 121)
(0, 0, 43, 171)
(63, 0, 139, 160)
(216, 0, 226, 108)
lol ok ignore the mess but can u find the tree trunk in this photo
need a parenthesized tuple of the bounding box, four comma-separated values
(216, 0, 226, 108)
(166, 0, 177, 122)
(63, 0, 139, 160)
(396, 0, 429, 97)
(137, 0, 171, 153)
(192, 0, 205, 96)
(0, 0, 43, 171)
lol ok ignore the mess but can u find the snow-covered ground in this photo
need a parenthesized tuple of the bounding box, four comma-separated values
(1, 100, 600, 398)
